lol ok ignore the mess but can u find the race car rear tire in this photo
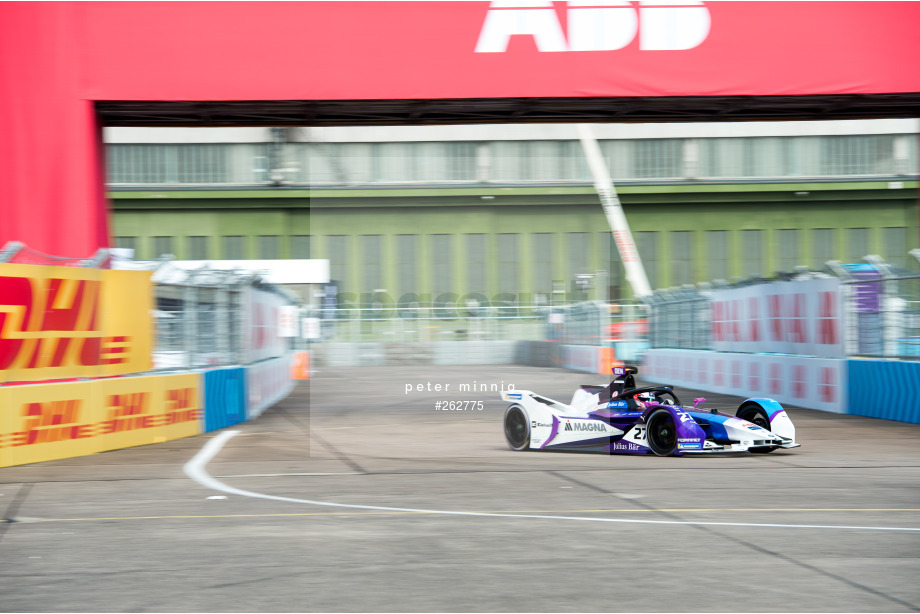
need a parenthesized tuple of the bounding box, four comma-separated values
(504, 404, 531, 451)
(646, 409, 678, 457)
(737, 404, 778, 454)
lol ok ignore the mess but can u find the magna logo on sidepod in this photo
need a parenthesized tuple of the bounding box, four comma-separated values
(476, 1, 711, 53)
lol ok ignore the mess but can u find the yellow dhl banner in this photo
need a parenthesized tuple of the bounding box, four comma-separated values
(0, 263, 153, 383)
(0, 373, 201, 467)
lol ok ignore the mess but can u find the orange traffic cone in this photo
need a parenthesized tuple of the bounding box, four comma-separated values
(291, 352, 310, 379)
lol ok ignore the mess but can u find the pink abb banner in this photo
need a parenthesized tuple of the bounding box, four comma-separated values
(75, 1, 920, 100)
(642, 349, 847, 414)
(710, 278, 844, 359)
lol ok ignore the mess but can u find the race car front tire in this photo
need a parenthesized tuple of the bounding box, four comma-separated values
(737, 403, 778, 454)
(503, 404, 531, 451)
(646, 409, 678, 456)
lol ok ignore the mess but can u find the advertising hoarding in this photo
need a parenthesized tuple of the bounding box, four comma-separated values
(0, 264, 153, 383)
(243, 287, 290, 364)
(643, 348, 846, 414)
(710, 278, 844, 358)
(246, 355, 295, 420)
(0, 373, 201, 468)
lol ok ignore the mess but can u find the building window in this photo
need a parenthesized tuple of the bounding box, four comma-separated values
(847, 228, 869, 263)
(568, 232, 589, 298)
(633, 139, 682, 178)
(491, 142, 526, 181)
(811, 228, 836, 268)
(177, 144, 229, 183)
(598, 232, 623, 301)
(707, 230, 729, 282)
(115, 236, 136, 254)
(327, 236, 349, 288)
(532, 233, 555, 300)
(497, 233, 519, 295)
(782, 138, 803, 177)
(466, 234, 487, 294)
(636, 231, 659, 290)
(259, 235, 279, 259)
(396, 235, 417, 296)
(741, 230, 764, 278)
(882, 227, 908, 268)
(822, 135, 895, 175)
(431, 234, 453, 296)
(107, 144, 170, 184)
(223, 236, 244, 259)
(153, 236, 174, 259)
(447, 143, 477, 181)
(252, 154, 270, 183)
(670, 231, 694, 286)
(374, 143, 414, 182)
(561, 141, 591, 181)
(776, 229, 801, 273)
(361, 235, 382, 293)
(290, 235, 311, 259)
(188, 236, 209, 260)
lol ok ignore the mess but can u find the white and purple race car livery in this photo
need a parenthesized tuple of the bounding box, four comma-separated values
(502, 366, 799, 456)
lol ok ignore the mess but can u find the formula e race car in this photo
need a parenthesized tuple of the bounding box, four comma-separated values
(501, 366, 799, 456)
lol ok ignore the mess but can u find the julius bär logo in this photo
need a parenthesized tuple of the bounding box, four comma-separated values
(476, 1, 711, 53)
(0, 275, 131, 371)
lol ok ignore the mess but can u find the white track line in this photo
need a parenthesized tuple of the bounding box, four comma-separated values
(184, 430, 920, 533)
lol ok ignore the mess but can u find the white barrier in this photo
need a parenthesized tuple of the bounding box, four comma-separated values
(710, 278, 844, 358)
(561, 345, 598, 373)
(243, 286, 290, 364)
(643, 348, 847, 413)
(246, 354, 295, 420)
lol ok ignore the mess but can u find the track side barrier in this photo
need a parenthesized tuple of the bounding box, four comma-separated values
(202, 367, 247, 432)
(246, 355, 295, 420)
(643, 349, 847, 414)
(0, 355, 302, 468)
(0, 372, 201, 468)
(848, 360, 920, 424)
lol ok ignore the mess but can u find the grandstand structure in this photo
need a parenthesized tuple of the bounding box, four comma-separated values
(106, 120, 919, 305)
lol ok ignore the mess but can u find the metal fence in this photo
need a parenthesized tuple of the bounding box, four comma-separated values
(644, 286, 711, 350)
(646, 256, 920, 360)
(305, 299, 648, 346)
(153, 283, 246, 369)
(837, 264, 920, 359)
(149, 262, 296, 370)
(1, 241, 111, 268)
(306, 304, 544, 343)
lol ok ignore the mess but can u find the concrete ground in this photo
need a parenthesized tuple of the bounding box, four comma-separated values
(0, 365, 918, 612)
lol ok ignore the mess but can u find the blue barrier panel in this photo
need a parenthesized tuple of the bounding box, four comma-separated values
(203, 367, 247, 432)
(848, 360, 920, 424)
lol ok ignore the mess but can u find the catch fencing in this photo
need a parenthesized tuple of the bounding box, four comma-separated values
(305, 299, 648, 347)
(646, 257, 920, 360)
(150, 264, 295, 370)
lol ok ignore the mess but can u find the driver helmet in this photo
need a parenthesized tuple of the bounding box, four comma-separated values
(634, 391, 655, 407)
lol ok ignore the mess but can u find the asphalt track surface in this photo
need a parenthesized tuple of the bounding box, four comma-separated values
(1, 365, 919, 613)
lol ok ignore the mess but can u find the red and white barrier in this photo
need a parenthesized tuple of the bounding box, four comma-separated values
(710, 278, 844, 358)
(246, 354, 294, 420)
(643, 348, 847, 413)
